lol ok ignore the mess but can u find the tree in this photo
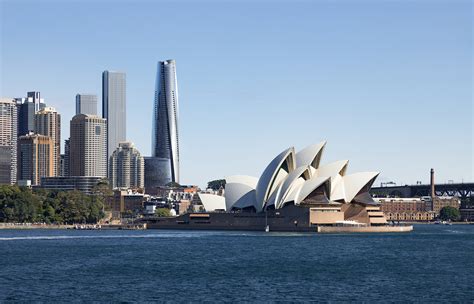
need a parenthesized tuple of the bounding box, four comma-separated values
(155, 208, 171, 217)
(207, 179, 226, 191)
(0, 185, 106, 224)
(439, 206, 460, 221)
(92, 179, 113, 203)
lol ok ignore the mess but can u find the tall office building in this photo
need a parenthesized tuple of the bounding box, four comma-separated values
(59, 154, 66, 177)
(109, 142, 145, 189)
(0, 98, 17, 184)
(63, 138, 70, 177)
(69, 114, 107, 177)
(16, 91, 46, 137)
(35, 107, 61, 176)
(76, 94, 98, 115)
(16, 99, 35, 136)
(152, 59, 180, 184)
(102, 71, 126, 169)
(18, 133, 53, 185)
(144, 157, 172, 193)
(27, 91, 45, 111)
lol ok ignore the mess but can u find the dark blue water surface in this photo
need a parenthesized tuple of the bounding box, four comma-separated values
(0, 225, 473, 302)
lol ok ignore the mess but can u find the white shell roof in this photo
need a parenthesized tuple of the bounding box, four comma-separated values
(314, 160, 348, 178)
(255, 147, 295, 212)
(272, 165, 312, 209)
(225, 175, 258, 188)
(295, 141, 326, 169)
(341, 172, 379, 203)
(293, 176, 331, 205)
(225, 183, 257, 211)
(197, 193, 226, 212)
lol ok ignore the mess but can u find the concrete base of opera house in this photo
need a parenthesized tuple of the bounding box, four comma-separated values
(142, 204, 413, 233)
(317, 225, 413, 233)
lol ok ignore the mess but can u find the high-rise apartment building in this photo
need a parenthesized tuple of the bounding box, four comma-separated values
(109, 142, 145, 189)
(102, 71, 126, 169)
(18, 133, 53, 185)
(76, 94, 98, 115)
(151, 59, 180, 184)
(35, 107, 61, 176)
(69, 114, 107, 177)
(0, 98, 18, 185)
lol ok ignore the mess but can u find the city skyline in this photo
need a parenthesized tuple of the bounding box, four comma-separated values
(1, 1, 472, 187)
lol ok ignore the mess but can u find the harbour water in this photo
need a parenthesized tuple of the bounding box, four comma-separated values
(0, 225, 473, 302)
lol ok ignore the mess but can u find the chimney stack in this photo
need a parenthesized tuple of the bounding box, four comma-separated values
(430, 168, 435, 198)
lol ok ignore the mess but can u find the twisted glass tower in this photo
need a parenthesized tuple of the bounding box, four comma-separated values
(152, 59, 180, 183)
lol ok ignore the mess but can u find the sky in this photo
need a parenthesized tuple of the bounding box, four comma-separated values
(0, 0, 472, 188)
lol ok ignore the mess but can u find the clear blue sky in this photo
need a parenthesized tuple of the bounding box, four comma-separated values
(1, 0, 472, 188)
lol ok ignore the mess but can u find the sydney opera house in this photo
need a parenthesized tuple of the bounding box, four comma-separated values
(148, 142, 412, 232)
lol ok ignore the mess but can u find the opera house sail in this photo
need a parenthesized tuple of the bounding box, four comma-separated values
(152, 59, 180, 184)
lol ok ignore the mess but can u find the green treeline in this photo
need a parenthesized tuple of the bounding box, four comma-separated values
(0, 185, 105, 224)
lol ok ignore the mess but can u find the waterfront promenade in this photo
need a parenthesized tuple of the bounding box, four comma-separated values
(0, 223, 73, 229)
(0, 223, 147, 230)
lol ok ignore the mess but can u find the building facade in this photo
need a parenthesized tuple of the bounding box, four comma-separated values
(144, 157, 172, 194)
(76, 94, 98, 115)
(35, 107, 61, 176)
(69, 114, 107, 177)
(63, 138, 70, 176)
(18, 133, 53, 185)
(0, 98, 17, 184)
(460, 208, 474, 222)
(40, 176, 103, 194)
(106, 190, 146, 213)
(376, 197, 460, 221)
(102, 71, 126, 169)
(109, 142, 145, 189)
(152, 60, 180, 184)
(431, 197, 460, 214)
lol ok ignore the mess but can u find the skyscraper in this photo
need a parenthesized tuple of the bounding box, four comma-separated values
(152, 59, 180, 183)
(76, 94, 98, 115)
(16, 91, 46, 137)
(18, 133, 53, 185)
(26, 91, 45, 111)
(0, 98, 17, 185)
(102, 71, 126, 170)
(35, 107, 61, 176)
(109, 142, 145, 189)
(16, 99, 35, 136)
(63, 138, 70, 177)
(69, 114, 107, 177)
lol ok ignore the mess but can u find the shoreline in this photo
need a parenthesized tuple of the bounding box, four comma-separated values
(0, 223, 73, 229)
(0, 223, 146, 230)
(0, 221, 472, 230)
